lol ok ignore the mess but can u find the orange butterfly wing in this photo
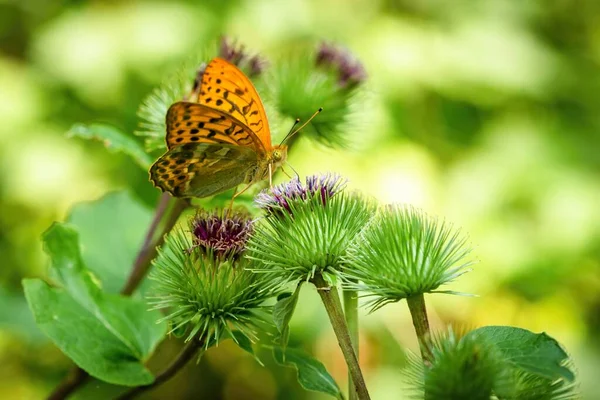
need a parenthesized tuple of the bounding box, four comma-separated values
(194, 57, 273, 150)
(165, 102, 264, 152)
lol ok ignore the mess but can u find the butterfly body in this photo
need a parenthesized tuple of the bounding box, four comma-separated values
(150, 58, 287, 199)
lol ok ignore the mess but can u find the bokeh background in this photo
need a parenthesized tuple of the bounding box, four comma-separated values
(1, 0, 599, 399)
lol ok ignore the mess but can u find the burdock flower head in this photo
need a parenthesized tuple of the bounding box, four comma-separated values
(150, 210, 279, 346)
(191, 211, 252, 260)
(269, 42, 367, 148)
(406, 327, 500, 400)
(316, 42, 367, 89)
(342, 205, 475, 312)
(247, 173, 376, 284)
(254, 173, 347, 214)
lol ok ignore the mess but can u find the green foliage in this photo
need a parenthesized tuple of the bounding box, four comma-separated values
(5, 4, 591, 396)
(273, 283, 302, 349)
(67, 191, 153, 293)
(467, 326, 576, 383)
(230, 330, 263, 366)
(271, 345, 343, 399)
(150, 227, 280, 346)
(342, 205, 474, 311)
(23, 223, 166, 386)
(67, 123, 153, 169)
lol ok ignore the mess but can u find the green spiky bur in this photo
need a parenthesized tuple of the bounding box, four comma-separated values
(405, 327, 580, 400)
(267, 54, 364, 148)
(342, 205, 475, 312)
(406, 327, 500, 400)
(149, 228, 279, 346)
(247, 191, 376, 285)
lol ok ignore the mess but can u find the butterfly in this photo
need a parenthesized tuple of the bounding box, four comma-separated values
(149, 57, 289, 202)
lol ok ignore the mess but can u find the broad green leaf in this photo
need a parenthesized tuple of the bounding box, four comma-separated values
(68, 191, 153, 293)
(24, 279, 157, 386)
(272, 346, 342, 399)
(67, 123, 152, 169)
(468, 326, 575, 382)
(24, 223, 166, 385)
(273, 283, 302, 349)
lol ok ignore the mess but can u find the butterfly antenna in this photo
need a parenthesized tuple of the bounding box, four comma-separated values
(281, 107, 323, 145)
(280, 118, 300, 145)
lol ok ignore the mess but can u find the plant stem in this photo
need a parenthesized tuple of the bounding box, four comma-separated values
(312, 274, 370, 400)
(47, 367, 88, 400)
(116, 335, 206, 399)
(122, 195, 188, 295)
(343, 286, 359, 400)
(46, 194, 189, 400)
(406, 294, 433, 364)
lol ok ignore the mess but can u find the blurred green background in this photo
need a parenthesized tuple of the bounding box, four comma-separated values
(1, 0, 599, 399)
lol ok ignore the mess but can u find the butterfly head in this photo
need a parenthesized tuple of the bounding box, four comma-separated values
(270, 145, 288, 167)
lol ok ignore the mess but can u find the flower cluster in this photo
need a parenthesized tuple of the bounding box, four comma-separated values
(255, 173, 347, 214)
(219, 36, 266, 77)
(191, 211, 253, 260)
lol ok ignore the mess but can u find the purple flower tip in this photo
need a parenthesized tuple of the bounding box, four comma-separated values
(316, 42, 366, 88)
(255, 173, 347, 213)
(191, 211, 253, 260)
(219, 36, 267, 77)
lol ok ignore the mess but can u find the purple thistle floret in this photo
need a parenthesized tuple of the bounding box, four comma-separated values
(316, 42, 366, 89)
(255, 173, 347, 214)
(219, 36, 267, 77)
(191, 211, 253, 260)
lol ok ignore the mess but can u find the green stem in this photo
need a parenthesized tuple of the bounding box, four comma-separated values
(343, 286, 359, 400)
(312, 274, 370, 400)
(121, 195, 188, 295)
(46, 194, 189, 400)
(406, 294, 433, 365)
(116, 334, 207, 399)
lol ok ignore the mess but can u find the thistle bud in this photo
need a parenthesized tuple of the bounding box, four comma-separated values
(151, 211, 279, 345)
(248, 174, 376, 284)
(342, 205, 474, 312)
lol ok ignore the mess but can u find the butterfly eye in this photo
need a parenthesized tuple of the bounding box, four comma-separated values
(273, 150, 282, 161)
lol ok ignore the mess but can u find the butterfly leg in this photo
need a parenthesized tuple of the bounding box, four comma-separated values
(228, 184, 253, 214)
(280, 165, 293, 179)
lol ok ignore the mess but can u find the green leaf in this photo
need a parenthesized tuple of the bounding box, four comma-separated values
(67, 191, 153, 293)
(468, 326, 575, 382)
(23, 223, 166, 386)
(272, 346, 342, 399)
(273, 283, 302, 349)
(67, 123, 152, 169)
(231, 330, 263, 366)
